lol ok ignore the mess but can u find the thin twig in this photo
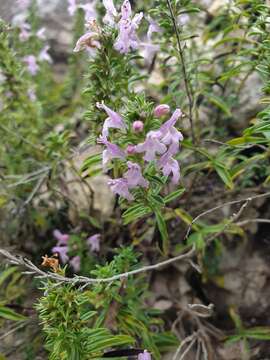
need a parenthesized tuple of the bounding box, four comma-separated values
(184, 191, 270, 241)
(166, 0, 195, 143)
(237, 218, 270, 226)
(172, 333, 197, 360)
(0, 245, 195, 286)
(179, 337, 197, 360)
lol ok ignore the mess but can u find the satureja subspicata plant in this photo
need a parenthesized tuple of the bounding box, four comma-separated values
(73, 0, 186, 254)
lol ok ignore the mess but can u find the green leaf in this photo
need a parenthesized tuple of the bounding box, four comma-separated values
(80, 310, 97, 321)
(0, 306, 27, 321)
(155, 210, 169, 255)
(164, 188, 185, 203)
(213, 162, 234, 189)
(203, 93, 232, 117)
(122, 203, 152, 224)
(0, 267, 18, 288)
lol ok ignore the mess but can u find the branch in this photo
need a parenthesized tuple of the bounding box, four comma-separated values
(184, 191, 270, 241)
(0, 246, 196, 286)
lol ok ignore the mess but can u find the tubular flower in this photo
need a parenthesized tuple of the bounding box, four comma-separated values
(70, 256, 81, 272)
(114, 0, 143, 54)
(135, 131, 166, 162)
(53, 229, 69, 246)
(51, 245, 69, 264)
(102, 0, 117, 26)
(68, 0, 77, 16)
(87, 234, 101, 252)
(154, 104, 170, 117)
(97, 102, 126, 137)
(23, 55, 39, 75)
(39, 45, 52, 63)
(98, 136, 126, 168)
(158, 149, 180, 184)
(19, 22, 31, 42)
(73, 31, 101, 54)
(124, 161, 149, 188)
(108, 178, 134, 201)
(154, 108, 183, 154)
(138, 350, 152, 360)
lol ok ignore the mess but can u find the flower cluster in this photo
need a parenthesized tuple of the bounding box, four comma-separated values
(51, 230, 101, 272)
(73, 0, 144, 55)
(97, 102, 183, 201)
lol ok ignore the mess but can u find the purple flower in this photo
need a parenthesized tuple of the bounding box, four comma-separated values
(68, 0, 77, 16)
(132, 120, 144, 132)
(52, 246, 69, 264)
(154, 104, 170, 117)
(80, 3, 97, 22)
(138, 350, 151, 360)
(103, 0, 117, 26)
(23, 55, 39, 75)
(36, 28, 46, 40)
(108, 178, 134, 201)
(114, 0, 143, 54)
(27, 88, 36, 101)
(70, 256, 81, 272)
(19, 22, 31, 42)
(73, 31, 101, 54)
(126, 144, 136, 154)
(16, 0, 31, 10)
(98, 136, 126, 168)
(124, 161, 149, 188)
(135, 131, 166, 162)
(121, 0, 132, 20)
(177, 13, 190, 26)
(158, 150, 180, 184)
(158, 109, 183, 154)
(146, 16, 161, 41)
(97, 102, 126, 137)
(53, 229, 69, 246)
(87, 234, 101, 252)
(39, 45, 52, 63)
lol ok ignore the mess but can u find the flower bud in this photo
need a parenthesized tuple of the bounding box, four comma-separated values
(132, 120, 144, 132)
(126, 145, 136, 154)
(154, 104, 170, 117)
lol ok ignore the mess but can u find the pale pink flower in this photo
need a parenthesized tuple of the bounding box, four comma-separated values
(68, 0, 77, 16)
(138, 350, 151, 360)
(53, 229, 69, 246)
(70, 256, 81, 272)
(52, 246, 69, 263)
(36, 27, 46, 40)
(97, 102, 126, 137)
(177, 13, 190, 26)
(114, 0, 143, 54)
(16, 0, 31, 10)
(146, 16, 161, 41)
(39, 45, 52, 63)
(19, 22, 31, 42)
(126, 144, 136, 154)
(132, 120, 144, 132)
(135, 131, 166, 162)
(23, 55, 39, 75)
(98, 136, 126, 168)
(154, 104, 170, 117)
(73, 31, 101, 54)
(27, 88, 36, 101)
(158, 150, 180, 184)
(124, 161, 149, 188)
(87, 234, 101, 252)
(108, 178, 134, 201)
(102, 0, 117, 26)
(80, 3, 97, 21)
